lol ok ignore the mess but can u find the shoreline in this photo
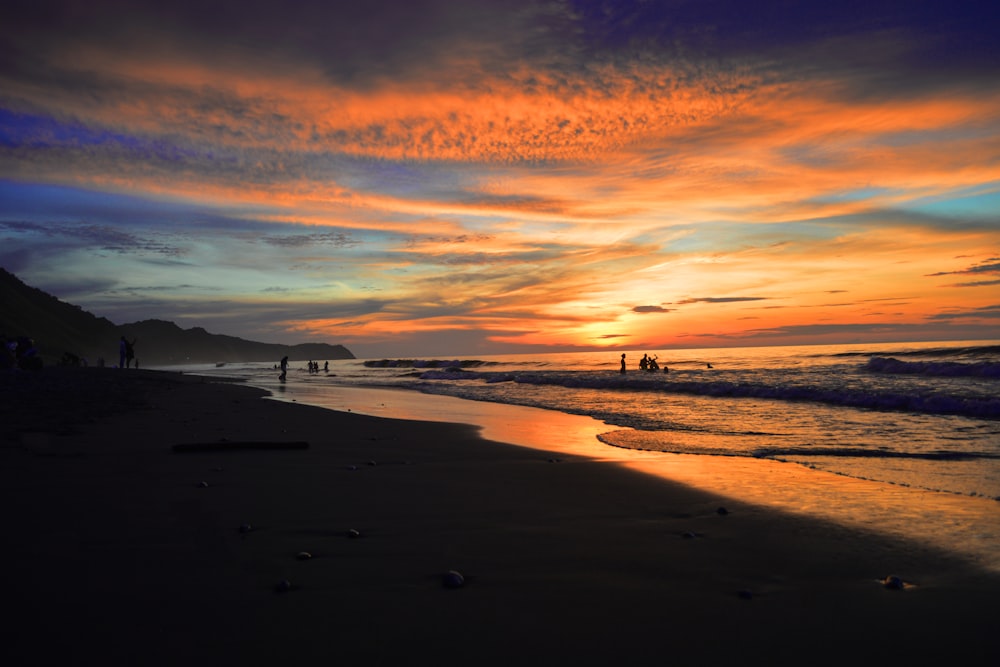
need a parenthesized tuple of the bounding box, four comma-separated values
(3, 368, 998, 664)
(261, 382, 1000, 573)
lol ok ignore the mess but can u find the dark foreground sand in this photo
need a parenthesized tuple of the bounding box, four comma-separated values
(2, 368, 998, 666)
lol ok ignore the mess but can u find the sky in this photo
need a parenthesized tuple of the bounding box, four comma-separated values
(1, 0, 999, 358)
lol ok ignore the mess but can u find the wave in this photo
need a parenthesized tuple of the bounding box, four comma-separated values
(863, 356, 1000, 378)
(598, 434, 999, 463)
(596, 428, 1000, 461)
(750, 446, 1000, 461)
(833, 344, 1000, 359)
(416, 369, 1000, 419)
(364, 358, 502, 369)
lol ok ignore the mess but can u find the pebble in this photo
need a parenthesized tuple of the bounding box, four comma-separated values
(442, 570, 465, 589)
(296, 551, 313, 560)
(275, 579, 293, 593)
(347, 528, 361, 539)
(883, 574, 906, 590)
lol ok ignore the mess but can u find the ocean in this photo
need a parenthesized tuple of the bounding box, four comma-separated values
(166, 340, 1000, 570)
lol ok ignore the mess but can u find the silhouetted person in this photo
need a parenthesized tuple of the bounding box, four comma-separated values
(279, 356, 288, 381)
(16, 337, 42, 370)
(119, 336, 127, 368)
(620, 353, 626, 374)
(639, 354, 648, 371)
(125, 338, 136, 368)
(2, 336, 15, 370)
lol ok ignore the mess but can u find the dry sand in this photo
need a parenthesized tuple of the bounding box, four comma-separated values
(2, 368, 998, 665)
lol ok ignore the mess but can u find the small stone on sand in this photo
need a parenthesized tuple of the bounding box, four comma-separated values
(442, 570, 465, 589)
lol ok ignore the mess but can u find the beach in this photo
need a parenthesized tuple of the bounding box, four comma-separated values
(2, 368, 998, 665)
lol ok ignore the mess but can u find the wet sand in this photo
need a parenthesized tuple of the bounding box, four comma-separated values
(2, 368, 998, 665)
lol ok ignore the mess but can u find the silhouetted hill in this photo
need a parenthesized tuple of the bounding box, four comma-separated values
(119, 319, 354, 366)
(0, 268, 354, 366)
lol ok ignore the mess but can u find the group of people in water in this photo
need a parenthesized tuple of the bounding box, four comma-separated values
(619, 353, 714, 374)
(306, 360, 328, 374)
(277, 356, 329, 382)
(639, 353, 663, 372)
(620, 352, 668, 374)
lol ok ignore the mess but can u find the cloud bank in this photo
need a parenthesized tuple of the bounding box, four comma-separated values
(1, 1, 998, 356)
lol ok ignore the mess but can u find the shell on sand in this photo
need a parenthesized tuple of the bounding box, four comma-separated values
(296, 551, 312, 560)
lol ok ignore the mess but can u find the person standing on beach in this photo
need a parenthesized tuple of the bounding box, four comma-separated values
(279, 356, 288, 381)
(2, 336, 15, 370)
(620, 353, 627, 374)
(125, 338, 136, 368)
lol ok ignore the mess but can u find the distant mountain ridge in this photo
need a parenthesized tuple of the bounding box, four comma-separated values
(0, 268, 354, 366)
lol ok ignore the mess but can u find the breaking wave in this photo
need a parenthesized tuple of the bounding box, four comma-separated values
(364, 358, 501, 369)
(863, 356, 1000, 378)
(415, 368, 1000, 419)
(832, 344, 1000, 359)
(750, 446, 1000, 461)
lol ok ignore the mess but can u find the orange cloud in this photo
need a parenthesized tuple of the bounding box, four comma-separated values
(3, 20, 999, 355)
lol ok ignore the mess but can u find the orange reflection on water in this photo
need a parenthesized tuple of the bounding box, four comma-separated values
(268, 384, 1000, 573)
